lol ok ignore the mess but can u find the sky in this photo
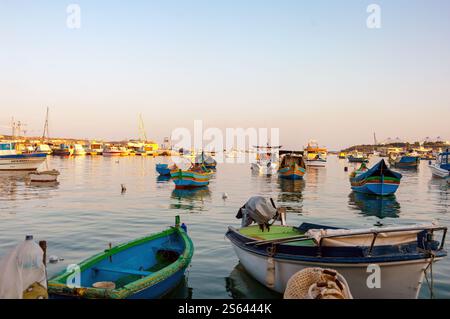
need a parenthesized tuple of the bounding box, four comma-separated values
(0, 0, 449, 150)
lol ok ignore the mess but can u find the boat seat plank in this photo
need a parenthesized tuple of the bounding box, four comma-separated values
(93, 265, 152, 277)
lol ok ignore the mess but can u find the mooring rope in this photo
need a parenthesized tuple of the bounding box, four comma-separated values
(423, 251, 436, 299)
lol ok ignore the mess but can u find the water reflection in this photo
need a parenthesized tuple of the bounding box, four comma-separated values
(170, 187, 212, 211)
(0, 172, 29, 201)
(225, 263, 281, 299)
(348, 192, 400, 219)
(156, 175, 171, 183)
(163, 276, 193, 299)
(276, 178, 304, 214)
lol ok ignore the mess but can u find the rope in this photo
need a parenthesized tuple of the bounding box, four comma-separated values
(423, 251, 436, 299)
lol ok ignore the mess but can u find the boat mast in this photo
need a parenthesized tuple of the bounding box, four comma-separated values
(42, 107, 50, 142)
(138, 114, 147, 143)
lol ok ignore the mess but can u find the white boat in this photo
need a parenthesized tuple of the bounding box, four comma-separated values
(251, 145, 281, 175)
(35, 144, 52, 155)
(87, 142, 103, 155)
(304, 140, 327, 167)
(28, 169, 60, 182)
(0, 142, 47, 171)
(103, 146, 122, 157)
(72, 144, 86, 156)
(429, 150, 449, 178)
(226, 222, 447, 299)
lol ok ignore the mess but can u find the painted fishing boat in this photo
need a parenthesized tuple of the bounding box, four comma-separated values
(347, 151, 368, 163)
(52, 144, 73, 156)
(278, 151, 306, 180)
(156, 163, 174, 176)
(170, 164, 213, 189)
(304, 141, 327, 167)
(226, 222, 447, 299)
(338, 152, 347, 159)
(349, 159, 402, 196)
(28, 169, 60, 182)
(251, 145, 281, 175)
(0, 142, 47, 171)
(195, 153, 217, 169)
(87, 142, 103, 155)
(103, 146, 122, 157)
(389, 152, 420, 168)
(48, 216, 193, 299)
(35, 144, 53, 155)
(429, 150, 449, 178)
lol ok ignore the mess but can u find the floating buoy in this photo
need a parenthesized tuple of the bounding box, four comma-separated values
(344, 167, 348, 172)
(48, 255, 59, 264)
(429, 160, 432, 165)
(121, 184, 127, 194)
(222, 192, 228, 200)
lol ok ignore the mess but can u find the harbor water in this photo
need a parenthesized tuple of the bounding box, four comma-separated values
(0, 156, 448, 298)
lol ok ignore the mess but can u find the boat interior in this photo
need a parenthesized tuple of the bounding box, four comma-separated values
(73, 232, 185, 289)
(280, 155, 306, 169)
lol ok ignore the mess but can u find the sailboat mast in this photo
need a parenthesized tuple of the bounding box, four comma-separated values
(42, 107, 49, 141)
(138, 114, 148, 142)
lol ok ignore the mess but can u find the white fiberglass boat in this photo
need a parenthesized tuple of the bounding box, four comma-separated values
(28, 169, 60, 182)
(251, 145, 281, 176)
(0, 142, 47, 171)
(72, 144, 87, 156)
(429, 150, 449, 178)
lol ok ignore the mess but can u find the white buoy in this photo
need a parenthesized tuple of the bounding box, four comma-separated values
(222, 192, 228, 199)
(49, 255, 59, 264)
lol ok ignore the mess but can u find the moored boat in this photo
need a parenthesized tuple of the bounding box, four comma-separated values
(103, 146, 122, 157)
(156, 163, 174, 176)
(35, 144, 53, 155)
(87, 142, 104, 155)
(347, 151, 368, 163)
(52, 144, 73, 156)
(278, 151, 306, 180)
(338, 152, 347, 159)
(28, 169, 60, 182)
(48, 216, 193, 299)
(195, 153, 217, 169)
(349, 159, 402, 196)
(72, 144, 87, 156)
(0, 142, 47, 171)
(226, 221, 447, 299)
(304, 141, 327, 167)
(429, 150, 449, 178)
(170, 164, 213, 189)
(389, 152, 420, 168)
(251, 145, 281, 175)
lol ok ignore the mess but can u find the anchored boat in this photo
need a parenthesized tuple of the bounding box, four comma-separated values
(429, 150, 449, 178)
(52, 144, 73, 156)
(349, 159, 402, 196)
(0, 142, 47, 171)
(170, 164, 213, 189)
(156, 163, 175, 176)
(103, 146, 122, 157)
(278, 151, 306, 180)
(226, 221, 447, 299)
(251, 145, 281, 175)
(195, 152, 217, 169)
(304, 141, 327, 167)
(347, 151, 368, 163)
(389, 152, 420, 168)
(48, 216, 193, 299)
(28, 169, 60, 182)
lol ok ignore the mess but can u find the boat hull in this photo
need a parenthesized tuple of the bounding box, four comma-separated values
(231, 243, 437, 299)
(0, 153, 47, 171)
(350, 177, 400, 196)
(278, 165, 306, 180)
(103, 152, 122, 157)
(251, 163, 278, 175)
(429, 165, 449, 178)
(170, 169, 212, 189)
(390, 156, 420, 168)
(306, 160, 326, 167)
(156, 164, 171, 176)
(28, 172, 59, 182)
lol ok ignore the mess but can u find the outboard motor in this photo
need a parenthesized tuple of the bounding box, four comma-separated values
(236, 196, 280, 231)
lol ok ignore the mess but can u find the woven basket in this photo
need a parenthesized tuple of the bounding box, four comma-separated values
(284, 267, 353, 299)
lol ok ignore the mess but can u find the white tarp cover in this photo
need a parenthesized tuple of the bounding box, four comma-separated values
(306, 223, 437, 247)
(195, 154, 216, 165)
(0, 238, 47, 299)
(237, 196, 278, 227)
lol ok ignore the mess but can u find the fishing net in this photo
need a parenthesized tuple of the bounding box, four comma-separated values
(0, 237, 47, 299)
(284, 268, 353, 299)
(236, 196, 278, 230)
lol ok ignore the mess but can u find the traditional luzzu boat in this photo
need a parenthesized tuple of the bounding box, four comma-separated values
(347, 151, 368, 163)
(0, 142, 47, 171)
(429, 150, 449, 178)
(226, 219, 447, 299)
(48, 216, 193, 299)
(195, 153, 217, 169)
(278, 151, 306, 180)
(170, 164, 213, 189)
(349, 159, 402, 196)
(251, 145, 281, 175)
(389, 152, 420, 168)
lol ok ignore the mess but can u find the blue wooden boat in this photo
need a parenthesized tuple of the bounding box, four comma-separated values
(48, 216, 193, 299)
(350, 159, 402, 196)
(156, 163, 172, 176)
(389, 153, 420, 168)
(278, 152, 306, 180)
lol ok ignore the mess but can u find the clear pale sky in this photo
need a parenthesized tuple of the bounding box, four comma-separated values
(1, 0, 449, 150)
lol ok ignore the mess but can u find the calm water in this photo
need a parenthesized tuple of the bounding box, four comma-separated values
(0, 156, 448, 299)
